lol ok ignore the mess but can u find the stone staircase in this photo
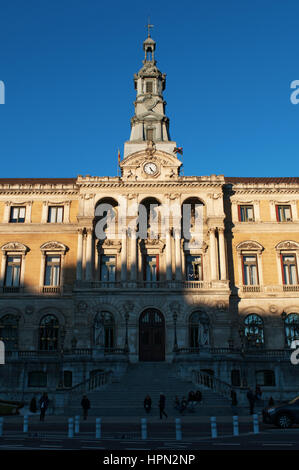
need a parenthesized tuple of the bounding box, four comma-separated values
(66, 362, 236, 417)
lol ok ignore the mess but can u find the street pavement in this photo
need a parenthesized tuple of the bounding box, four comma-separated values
(0, 413, 298, 450)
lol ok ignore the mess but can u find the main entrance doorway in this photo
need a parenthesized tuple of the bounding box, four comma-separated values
(139, 309, 165, 361)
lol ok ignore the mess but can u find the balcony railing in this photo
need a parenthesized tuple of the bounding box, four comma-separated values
(240, 284, 299, 294)
(75, 280, 225, 290)
(176, 347, 291, 359)
(5, 347, 127, 360)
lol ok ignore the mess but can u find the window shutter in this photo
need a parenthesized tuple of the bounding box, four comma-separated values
(280, 254, 285, 284)
(275, 205, 280, 222)
(156, 255, 159, 281)
(238, 205, 241, 222)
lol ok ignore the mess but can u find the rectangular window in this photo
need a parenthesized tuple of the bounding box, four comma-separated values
(145, 255, 159, 281)
(28, 371, 47, 388)
(9, 206, 26, 223)
(44, 255, 61, 286)
(146, 128, 154, 141)
(242, 255, 259, 285)
(145, 81, 153, 93)
(185, 255, 203, 281)
(5, 256, 21, 287)
(239, 205, 255, 222)
(281, 254, 298, 285)
(100, 255, 116, 282)
(47, 206, 64, 223)
(276, 205, 292, 222)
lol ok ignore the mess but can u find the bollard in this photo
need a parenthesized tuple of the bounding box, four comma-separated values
(233, 415, 239, 436)
(175, 418, 182, 441)
(253, 414, 259, 434)
(96, 418, 101, 439)
(23, 415, 29, 433)
(68, 418, 74, 438)
(141, 418, 147, 440)
(0, 417, 3, 437)
(75, 415, 80, 434)
(210, 416, 217, 438)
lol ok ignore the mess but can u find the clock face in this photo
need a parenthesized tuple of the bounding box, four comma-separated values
(144, 162, 158, 175)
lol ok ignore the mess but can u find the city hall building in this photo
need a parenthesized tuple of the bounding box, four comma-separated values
(0, 33, 298, 407)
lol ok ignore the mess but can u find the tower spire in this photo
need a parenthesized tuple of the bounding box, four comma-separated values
(146, 18, 154, 37)
(123, 33, 177, 159)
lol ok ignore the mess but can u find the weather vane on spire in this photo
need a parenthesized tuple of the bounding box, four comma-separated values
(146, 17, 154, 37)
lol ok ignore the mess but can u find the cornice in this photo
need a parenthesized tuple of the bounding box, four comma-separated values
(0, 190, 79, 196)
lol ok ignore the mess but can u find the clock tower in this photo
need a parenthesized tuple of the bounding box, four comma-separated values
(123, 30, 178, 160)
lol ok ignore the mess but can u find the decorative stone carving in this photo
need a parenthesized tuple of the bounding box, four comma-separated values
(25, 305, 34, 315)
(275, 240, 299, 252)
(145, 140, 156, 157)
(1, 242, 29, 253)
(40, 241, 68, 253)
(169, 301, 180, 314)
(236, 241, 264, 252)
(77, 301, 88, 313)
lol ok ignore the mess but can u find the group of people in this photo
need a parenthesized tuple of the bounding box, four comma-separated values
(144, 393, 168, 419)
(29, 393, 49, 421)
(174, 390, 203, 414)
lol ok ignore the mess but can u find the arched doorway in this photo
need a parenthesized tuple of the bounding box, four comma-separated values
(139, 309, 165, 361)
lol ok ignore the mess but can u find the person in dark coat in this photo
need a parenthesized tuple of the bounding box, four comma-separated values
(144, 394, 152, 414)
(187, 391, 196, 411)
(81, 395, 91, 420)
(30, 396, 37, 413)
(179, 396, 188, 414)
(255, 385, 262, 401)
(231, 389, 238, 406)
(195, 390, 202, 404)
(268, 396, 274, 407)
(39, 393, 49, 422)
(158, 393, 168, 419)
(247, 388, 255, 415)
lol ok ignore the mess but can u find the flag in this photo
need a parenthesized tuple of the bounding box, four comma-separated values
(118, 148, 121, 165)
(174, 147, 183, 155)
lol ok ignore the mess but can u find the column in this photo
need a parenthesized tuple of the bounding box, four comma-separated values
(165, 228, 172, 281)
(39, 253, 46, 289)
(25, 202, 32, 223)
(121, 228, 127, 282)
(0, 253, 7, 287)
(209, 228, 217, 280)
(174, 229, 182, 281)
(76, 229, 83, 281)
(218, 228, 227, 280)
(130, 227, 137, 281)
(85, 228, 93, 281)
(20, 254, 26, 287)
(3, 203, 10, 223)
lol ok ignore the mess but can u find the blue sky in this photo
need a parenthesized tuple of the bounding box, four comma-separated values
(0, 0, 299, 178)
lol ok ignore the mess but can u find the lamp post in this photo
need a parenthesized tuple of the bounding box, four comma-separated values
(173, 312, 178, 353)
(58, 326, 66, 389)
(124, 312, 130, 354)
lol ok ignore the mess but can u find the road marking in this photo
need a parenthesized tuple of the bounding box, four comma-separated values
(213, 443, 241, 446)
(262, 443, 293, 446)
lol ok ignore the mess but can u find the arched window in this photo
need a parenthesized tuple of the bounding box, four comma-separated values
(94, 312, 115, 350)
(39, 315, 59, 351)
(284, 313, 299, 347)
(94, 198, 118, 241)
(181, 197, 204, 240)
(0, 315, 18, 350)
(189, 311, 210, 348)
(244, 314, 264, 347)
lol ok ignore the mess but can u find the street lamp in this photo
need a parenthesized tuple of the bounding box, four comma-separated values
(173, 312, 178, 353)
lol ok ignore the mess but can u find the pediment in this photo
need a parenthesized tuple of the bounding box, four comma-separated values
(1, 242, 29, 253)
(40, 241, 68, 253)
(275, 240, 299, 251)
(120, 149, 181, 170)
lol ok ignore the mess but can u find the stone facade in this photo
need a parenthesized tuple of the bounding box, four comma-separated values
(0, 34, 298, 408)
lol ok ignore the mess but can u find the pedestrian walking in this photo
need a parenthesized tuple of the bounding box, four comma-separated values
(247, 388, 255, 415)
(144, 394, 152, 414)
(158, 393, 168, 419)
(39, 393, 49, 422)
(81, 395, 91, 420)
